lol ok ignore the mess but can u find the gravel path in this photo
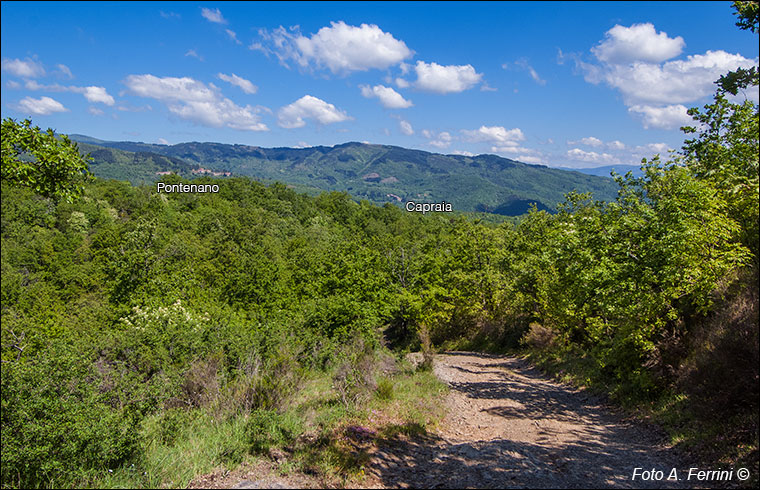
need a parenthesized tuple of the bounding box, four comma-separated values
(364, 351, 691, 489)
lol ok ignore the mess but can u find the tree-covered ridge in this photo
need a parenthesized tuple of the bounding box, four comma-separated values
(75, 142, 203, 185)
(71, 136, 620, 215)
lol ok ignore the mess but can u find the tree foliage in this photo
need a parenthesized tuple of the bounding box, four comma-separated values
(1, 118, 92, 202)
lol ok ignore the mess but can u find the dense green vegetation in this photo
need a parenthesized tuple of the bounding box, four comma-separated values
(70, 135, 620, 215)
(2, 4, 757, 487)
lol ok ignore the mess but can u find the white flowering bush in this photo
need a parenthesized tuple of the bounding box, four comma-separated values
(115, 301, 211, 381)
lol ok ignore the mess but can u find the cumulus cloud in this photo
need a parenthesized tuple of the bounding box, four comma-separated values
(414, 61, 483, 93)
(517, 155, 545, 164)
(451, 150, 475, 157)
(2, 57, 45, 78)
(201, 7, 226, 24)
(254, 21, 412, 75)
(566, 148, 619, 164)
(157, 137, 170, 144)
(628, 104, 692, 129)
(577, 22, 758, 130)
(124, 74, 268, 131)
(462, 125, 525, 144)
(571, 136, 603, 147)
(422, 129, 452, 149)
(218, 73, 257, 94)
(591, 50, 758, 106)
(568, 136, 629, 150)
(277, 95, 351, 128)
(88, 106, 105, 116)
(17, 96, 67, 115)
(399, 119, 414, 135)
(360, 84, 412, 108)
(80, 86, 115, 105)
(24, 80, 115, 105)
(591, 23, 685, 64)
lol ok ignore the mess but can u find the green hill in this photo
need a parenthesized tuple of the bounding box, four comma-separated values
(73, 137, 619, 215)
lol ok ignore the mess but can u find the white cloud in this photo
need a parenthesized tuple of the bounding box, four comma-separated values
(451, 150, 475, 156)
(422, 129, 452, 149)
(124, 74, 268, 131)
(592, 23, 685, 64)
(492, 145, 535, 154)
(512, 59, 546, 85)
(2, 57, 45, 78)
(569, 136, 603, 147)
(517, 155, 545, 164)
(462, 125, 525, 144)
(628, 104, 692, 129)
(566, 148, 619, 164)
(607, 140, 626, 150)
(395, 77, 410, 88)
(226, 29, 242, 45)
(633, 142, 673, 155)
(157, 137, 170, 145)
(185, 49, 204, 61)
(578, 23, 758, 130)
(201, 7, 226, 24)
(17, 96, 67, 115)
(593, 50, 758, 106)
(414, 61, 483, 93)
(360, 84, 412, 108)
(5, 80, 21, 89)
(55, 64, 74, 79)
(277, 95, 351, 128)
(399, 119, 414, 135)
(88, 106, 104, 116)
(81, 86, 115, 105)
(256, 21, 412, 75)
(24, 80, 115, 105)
(218, 73, 258, 94)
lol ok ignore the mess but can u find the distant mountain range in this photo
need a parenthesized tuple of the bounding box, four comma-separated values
(70, 135, 621, 216)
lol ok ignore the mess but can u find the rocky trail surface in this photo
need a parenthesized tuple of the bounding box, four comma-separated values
(363, 352, 689, 489)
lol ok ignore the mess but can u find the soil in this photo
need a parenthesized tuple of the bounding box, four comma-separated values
(362, 351, 691, 489)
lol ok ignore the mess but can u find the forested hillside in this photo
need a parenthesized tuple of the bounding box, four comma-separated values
(2, 2, 758, 486)
(70, 136, 620, 215)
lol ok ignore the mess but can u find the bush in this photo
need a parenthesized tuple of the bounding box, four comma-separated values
(375, 377, 395, 401)
(332, 337, 378, 406)
(245, 409, 301, 455)
(418, 325, 434, 372)
(1, 346, 141, 488)
(521, 322, 558, 351)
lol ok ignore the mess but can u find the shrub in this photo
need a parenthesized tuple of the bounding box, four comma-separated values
(521, 322, 558, 351)
(375, 377, 395, 401)
(245, 409, 301, 455)
(332, 337, 378, 406)
(418, 325, 434, 372)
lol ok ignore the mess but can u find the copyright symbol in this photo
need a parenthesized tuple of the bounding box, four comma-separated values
(737, 467, 750, 481)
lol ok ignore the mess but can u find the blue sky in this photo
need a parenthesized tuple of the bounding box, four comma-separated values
(1, 1, 758, 168)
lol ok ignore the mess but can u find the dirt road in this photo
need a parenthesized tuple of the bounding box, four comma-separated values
(365, 352, 690, 489)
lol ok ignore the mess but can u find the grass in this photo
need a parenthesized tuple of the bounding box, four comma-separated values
(78, 352, 449, 489)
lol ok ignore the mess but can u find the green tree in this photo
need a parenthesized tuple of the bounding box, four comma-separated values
(1, 118, 92, 202)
